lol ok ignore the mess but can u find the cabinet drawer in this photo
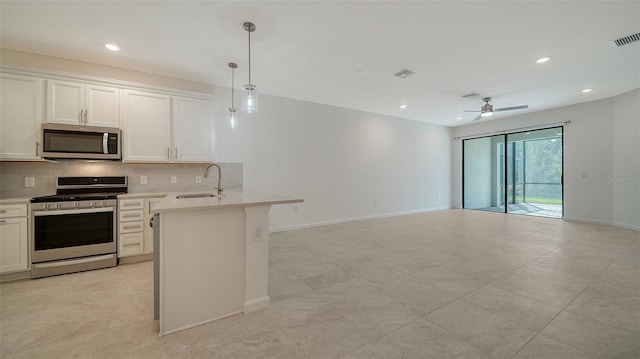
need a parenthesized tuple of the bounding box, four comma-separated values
(119, 232, 143, 257)
(0, 204, 28, 219)
(119, 221, 144, 233)
(119, 198, 144, 210)
(119, 209, 143, 222)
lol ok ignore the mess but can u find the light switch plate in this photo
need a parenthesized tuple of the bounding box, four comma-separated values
(140, 176, 148, 185)
(195, 176, 202, 184)
(171, 176, 177, 184)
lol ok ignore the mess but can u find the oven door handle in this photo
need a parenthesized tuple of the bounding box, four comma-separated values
(33, 207, 114, 216)
(103, 133, 109, 154)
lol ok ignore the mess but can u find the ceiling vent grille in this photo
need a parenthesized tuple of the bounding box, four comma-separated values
(613, 32, 640, 47)
(393, 69, 416, 79)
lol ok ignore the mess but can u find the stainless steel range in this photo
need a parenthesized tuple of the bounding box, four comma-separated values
(30, 176, 127, 278)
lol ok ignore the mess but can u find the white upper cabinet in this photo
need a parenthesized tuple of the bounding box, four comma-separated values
(0, 73, 43, 160)
(172, 96, 214, 162)
(47, 79, 120, 127)
(121, 89, 171, 162)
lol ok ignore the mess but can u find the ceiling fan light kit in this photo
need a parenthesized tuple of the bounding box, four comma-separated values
(465, 96, 529, 121)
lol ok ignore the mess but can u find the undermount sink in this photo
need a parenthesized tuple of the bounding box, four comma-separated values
(175, 193, 218, 199)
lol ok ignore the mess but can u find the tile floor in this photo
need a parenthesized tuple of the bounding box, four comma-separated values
(1, 209, 639, 358)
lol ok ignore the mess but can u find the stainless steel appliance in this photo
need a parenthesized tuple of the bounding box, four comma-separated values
(41, 123, 121, 160)
(30, 176, 127, 278)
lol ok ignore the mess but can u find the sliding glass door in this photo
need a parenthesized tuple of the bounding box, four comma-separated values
(463, 127, 563, 218)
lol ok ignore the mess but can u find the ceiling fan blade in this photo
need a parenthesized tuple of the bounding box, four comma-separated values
(472, 114, 482, 121)
(495, 105, 528, 112)
(464, 110, 480, 112)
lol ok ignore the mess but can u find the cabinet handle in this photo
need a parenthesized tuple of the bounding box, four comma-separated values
(175, 147, 178, 159)
(122, 202, 138, 207)
(123, 243, 140, 247)
(84, 109, 88, 124)
(0, 220, 5, 223)
(79, 109, 84, 124)
(167, 147, 170, 159)
(36, 141, 40, 156)
(123, 214, 139, 218)
(123, 225, 140, 230)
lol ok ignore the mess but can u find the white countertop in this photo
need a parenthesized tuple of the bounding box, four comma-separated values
(118, 192, 168, 199)
(0, 198, 31, 205)
(152, 190, 303, 213)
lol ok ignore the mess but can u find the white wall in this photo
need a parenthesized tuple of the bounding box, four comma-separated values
(213, 87, 452, 230)
(612, 89, 640, 230)
(453, 91, 640, 230)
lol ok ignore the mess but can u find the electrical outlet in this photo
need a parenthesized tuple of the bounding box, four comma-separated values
(171, 176, 177, 184)
(24, 177, 35, 188)
(195, 176, 202, 184)
(254, 227, 263, 241)
(293, 205, 298, 213)
(373, 199, 378, 206)
(140, 176, 148, 185)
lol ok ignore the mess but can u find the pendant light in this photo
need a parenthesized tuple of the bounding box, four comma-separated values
(242, 22, 258, 113)
(228, 62, 239, 129)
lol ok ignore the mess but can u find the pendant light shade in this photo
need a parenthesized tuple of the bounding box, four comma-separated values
(242, 22, 258, 113)
(228, 62, 239, 129)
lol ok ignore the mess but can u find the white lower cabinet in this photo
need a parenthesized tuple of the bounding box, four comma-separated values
(118, 196, 164, 257)
(0, 204, 29, 273)
(118, 198, 144, 257)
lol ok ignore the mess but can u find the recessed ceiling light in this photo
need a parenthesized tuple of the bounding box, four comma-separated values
(399, 104, 407, 109)
(105, 43, 120, 51)
(536, 57, 551, 64)
(356, 69, 368, 76)
(581, 88, 593, 93)
(456, 116, 463, 120)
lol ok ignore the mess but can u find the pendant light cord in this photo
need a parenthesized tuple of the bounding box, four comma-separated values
(248, 30, 252, 85)
(231, 66, 235, 107)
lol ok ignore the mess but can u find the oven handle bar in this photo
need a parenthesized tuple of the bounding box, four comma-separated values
(33, 207, 114, 216)
(33, 254, 115, 268)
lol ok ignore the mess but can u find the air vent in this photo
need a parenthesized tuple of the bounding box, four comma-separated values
(612, 32, 640, 47)
(462, 93, 480, 99)
(393, 69, 416, 79)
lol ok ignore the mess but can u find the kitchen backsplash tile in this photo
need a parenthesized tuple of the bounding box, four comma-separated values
(0, 161, 242, 199)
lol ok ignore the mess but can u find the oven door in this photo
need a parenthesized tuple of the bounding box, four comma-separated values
(32, 207, 117, 263)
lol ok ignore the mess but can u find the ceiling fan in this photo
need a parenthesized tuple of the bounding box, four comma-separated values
(465, 97, 528, 121)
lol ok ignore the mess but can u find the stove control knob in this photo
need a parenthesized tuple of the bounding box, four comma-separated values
(56, 203, 62, 209)
(44, 203, 51, 209)
(102, 201, 107, 206)
(74, 202, 79, 208)
(91, 201, 97, 207)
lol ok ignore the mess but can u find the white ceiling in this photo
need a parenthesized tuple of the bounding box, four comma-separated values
(1, 1, 638, 127)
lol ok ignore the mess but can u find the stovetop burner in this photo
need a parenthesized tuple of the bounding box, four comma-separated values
(30, 192, 126, 203)
(31, 176, 128, 203)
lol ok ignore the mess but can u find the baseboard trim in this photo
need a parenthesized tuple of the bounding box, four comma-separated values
(244, 296, 270, 312)
(1, 270, 31, 283)
(564, 217, 640, 232)
(118, 253, 153, 264)
(270, 207, 451, 232)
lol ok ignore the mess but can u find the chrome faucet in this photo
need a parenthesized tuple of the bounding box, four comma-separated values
(203, 163, 223, 197)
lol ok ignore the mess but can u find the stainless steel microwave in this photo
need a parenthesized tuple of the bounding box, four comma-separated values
(41, 123, 121, 160)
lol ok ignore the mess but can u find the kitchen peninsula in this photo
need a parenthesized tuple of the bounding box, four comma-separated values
(151, 191, 302, 336)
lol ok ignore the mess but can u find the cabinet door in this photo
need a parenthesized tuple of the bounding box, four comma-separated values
(86, 84, 120, 127)
(46, 79, 84, 125)
(0, 217, 29, 273)
(121, 90, 171, 162)
(0, 74, 43, 160)
(172, 97, 214, 162)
